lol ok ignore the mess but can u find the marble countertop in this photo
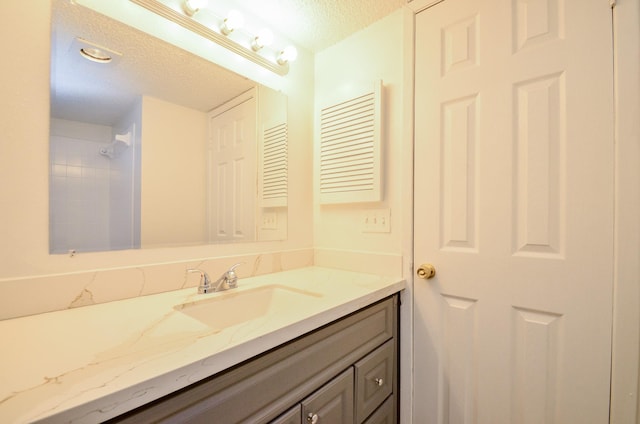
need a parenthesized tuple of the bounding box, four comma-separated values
(0, 266, 405, 423)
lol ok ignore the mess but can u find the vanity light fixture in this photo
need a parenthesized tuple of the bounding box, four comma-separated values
(220, 10, 244, 35)
(129, 0, 294, 76)
(277, 46, 298, 65)
(182, 0, 208, 17)
(251, 28, 274, 52)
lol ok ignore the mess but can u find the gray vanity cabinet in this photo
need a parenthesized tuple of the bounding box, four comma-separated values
(109, 295, 398, 424)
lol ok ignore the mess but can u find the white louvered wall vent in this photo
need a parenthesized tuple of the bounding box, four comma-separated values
(319, 81, 383, 204)
(260, 122, 288, 207)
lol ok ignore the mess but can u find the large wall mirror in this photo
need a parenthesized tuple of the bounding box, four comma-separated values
(49, 0, 288, 254)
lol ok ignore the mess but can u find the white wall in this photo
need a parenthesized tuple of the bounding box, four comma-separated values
(313, 9, 413, 262)
(0, 0, 314, 281)
(0, 0, 51, 275)
(140, 96, 207, 248)
(313, 9, 415, 424)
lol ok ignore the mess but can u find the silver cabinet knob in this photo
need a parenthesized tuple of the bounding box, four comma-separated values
(374, 377, 384, 386)
(307, 412, 319, 424)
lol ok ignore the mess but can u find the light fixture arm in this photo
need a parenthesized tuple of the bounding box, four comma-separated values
(129, 0, 290, 76)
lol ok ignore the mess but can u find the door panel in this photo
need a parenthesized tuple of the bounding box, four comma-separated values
(208, 96, 257, 243)
(413, 0, 614, 423)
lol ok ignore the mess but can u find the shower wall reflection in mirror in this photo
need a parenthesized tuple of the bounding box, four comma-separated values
(49, 0, 288, 254)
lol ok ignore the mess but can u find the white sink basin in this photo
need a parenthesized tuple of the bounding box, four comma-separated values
(175, 285, 323, 329)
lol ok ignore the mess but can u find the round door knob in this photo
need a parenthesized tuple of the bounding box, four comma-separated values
(374, 377, 384, 386)
(307, 412, 319, 424)
(417, 263, 436, 279)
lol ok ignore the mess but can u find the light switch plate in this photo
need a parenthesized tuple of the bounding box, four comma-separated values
(361, 209, 391, 233)
(261, 212, 278, 230)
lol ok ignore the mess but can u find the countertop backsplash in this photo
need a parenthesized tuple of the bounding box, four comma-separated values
(0, 249, 314, 320)
(0, 248, 403, 321)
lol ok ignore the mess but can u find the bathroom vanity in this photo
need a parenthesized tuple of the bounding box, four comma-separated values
(0, 267, 404, 423)
(110, 295, 398, 423)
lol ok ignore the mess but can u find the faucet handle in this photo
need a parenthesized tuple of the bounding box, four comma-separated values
(225, 262, 244, 287)
(228, 262, 243, 274)
(188, 268, 212, 294)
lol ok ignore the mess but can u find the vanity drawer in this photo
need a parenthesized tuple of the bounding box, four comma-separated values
(355, 339, 394, 423)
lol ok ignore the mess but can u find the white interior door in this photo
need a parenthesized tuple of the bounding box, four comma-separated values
(208, 95, 257, 243)
(413, 0, 615, 423)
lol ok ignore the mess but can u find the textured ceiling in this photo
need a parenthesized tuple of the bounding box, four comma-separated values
(51, 0, 254, 125)
(233, 0, 407, 52)
(51, 0, 406, 126)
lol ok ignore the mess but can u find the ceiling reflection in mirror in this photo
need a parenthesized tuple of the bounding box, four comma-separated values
(49, 0, 288, 254)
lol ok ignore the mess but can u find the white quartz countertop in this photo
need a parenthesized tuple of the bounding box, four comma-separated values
(0, 266, 405, 423)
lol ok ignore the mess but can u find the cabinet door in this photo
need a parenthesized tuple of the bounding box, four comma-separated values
(355, 340, 394, 423)
(363, 395, 395, 424)
(302, 368, 354, 424)
(271, 406, 302, 424)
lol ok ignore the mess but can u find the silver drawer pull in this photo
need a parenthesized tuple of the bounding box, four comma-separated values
(374, 377, 384, 386)
(307, 412, 319, 424)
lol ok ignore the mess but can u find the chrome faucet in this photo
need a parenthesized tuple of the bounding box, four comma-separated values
(187, 263, 243, 294)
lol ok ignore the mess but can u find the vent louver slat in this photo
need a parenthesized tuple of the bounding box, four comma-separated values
(319, 81, 382, 204)
(260, 122, 287, 206)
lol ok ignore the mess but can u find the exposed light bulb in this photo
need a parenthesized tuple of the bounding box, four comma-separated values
(251, 28, 274, 51)
(182, 0, 208, 16)
(221, 10, 244, 35)
(277, 46, 298, 65)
